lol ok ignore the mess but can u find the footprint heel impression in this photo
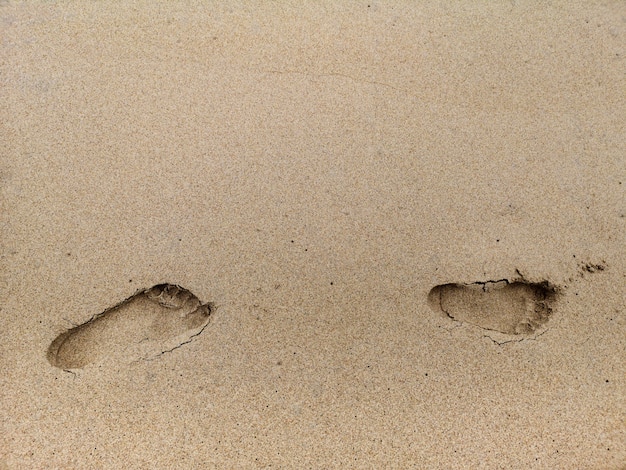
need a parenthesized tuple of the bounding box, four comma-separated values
(47, 284, 212, 369)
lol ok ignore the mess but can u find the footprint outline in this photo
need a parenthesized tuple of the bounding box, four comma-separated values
(428, 277, 560, 335)
(47, 284, 213, 369)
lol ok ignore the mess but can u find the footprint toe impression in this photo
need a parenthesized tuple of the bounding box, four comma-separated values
(428, 280, 559, 335)
(47, 284, 212, 369)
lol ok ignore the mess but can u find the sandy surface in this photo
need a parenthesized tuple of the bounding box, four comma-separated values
(1, 1, 625, 468)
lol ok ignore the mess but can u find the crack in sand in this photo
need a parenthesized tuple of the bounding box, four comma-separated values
(137, 319, 212, 363)
(263, 68, 406, 95)
(483, 327, 551, 346)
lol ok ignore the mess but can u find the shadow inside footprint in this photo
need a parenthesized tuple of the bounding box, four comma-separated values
(47, 284, 212, 369)
(428, 280, 559, 335)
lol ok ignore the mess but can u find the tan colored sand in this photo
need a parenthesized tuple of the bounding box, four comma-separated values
(1, 1, 624, 468)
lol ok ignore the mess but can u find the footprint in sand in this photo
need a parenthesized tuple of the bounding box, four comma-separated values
(47, 284, 212, 369)
(428, 279, 559, 335)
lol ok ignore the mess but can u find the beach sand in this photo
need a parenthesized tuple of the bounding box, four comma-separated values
(1, 2, 624, 468)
